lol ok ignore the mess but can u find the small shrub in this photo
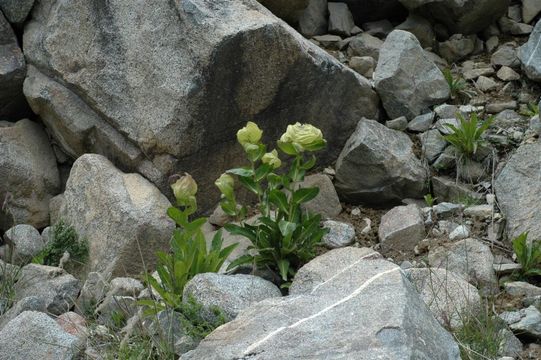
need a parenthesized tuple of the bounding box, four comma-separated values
(519, 102, 539, 117)
(177, 296, 228, 341)
(0, 261, 20, 315)
(139, 174, 238, 314)
(424, 194, 436, 207)
(512, 232, 541, 279)
(443, 68, 475, 102)
(443, 112, 494, 159)
(32, 220, 88, 268)
(217, 122, 329, 287)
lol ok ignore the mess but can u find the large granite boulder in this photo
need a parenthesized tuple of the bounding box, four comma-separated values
(182, 247, 460, 359)
(56, 154, 174, 278)
(0, 13, 31, 119)
(0, 311, 82, 360)
(495, 141, 541, 240)
(334, 119, 428, 204)
(398, 0, 510, 35)
(23, 0, 379, 211)
(519, 20, 541, 82)
(0, 119, 60, 229)
(374, 30, 449, 120)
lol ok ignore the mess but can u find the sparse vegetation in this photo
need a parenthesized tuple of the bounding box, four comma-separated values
(443, 112, 494, 159)
(0, 260, 20, 316)
(32, 220, 89, 269)
(518, 102, 539, 117)
(443, 68, 475, 103)
(512, 232, 541, 279)
(176, 296, 228, 341)
(218, 122, 329, 287)
(424, 193, 437, 207)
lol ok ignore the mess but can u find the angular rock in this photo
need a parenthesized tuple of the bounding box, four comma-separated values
(492, 43, 520, 67)
(386, 116, 408, 131)
(0, 296, 47, 330)
(523, 0, 541, 24)
(519, 20, 541, 82)
(2, 224, 44, 265)
(378, 204, 425, 251)
(429, 238, 498, 294)
(298, 0, 327, 37)
(76, 272, 109, 312)
(439, 34, 475, 63)
(464, 204, 492, 218)
(406, 268, 481, 329)
(486, 101, 517, 113)
(258, 0, 310, 23)
(23, 0, 379, 212)
(397, 14, 435, 49)
(56, 312, 87, 339)
(408, 112, 434, 132)
(183, 247, 460, 359)
(300, 174, 342, 219)
(0, 119, 60, 229)
(432, 176, 481, 202)
(13, 263, 80, 316)
(183, 273, 281, 320)
(0, 0, 35, 24)
(496, 66, 520, 81)
(327, 2, 355, 37)
(375, 30, 449, 120)
(420, 129, 447, 163)
(495, 141, 541, 240)
(499, 306, 541, 340)
(348, 56, 375, 78)
(476, 76, 498, 91)
(57, 154, 174, 278)
(0, 13, 31, 119)
(0, 311, 82, 360)
(346, 33, 383, 60)
(322, 220, 355, 248)
(449, 225, 470, 241)
(335, 119, 428, 204)
(504, 281, 541, 298)
(398, 0, 510, 35)
(312, 34, 342, 49)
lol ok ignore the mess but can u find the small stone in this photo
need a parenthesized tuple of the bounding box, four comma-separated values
(486, 101, 517, 113)
(449, 225, 470, 241)
(378, 204, 425, 252)
(463, 67, 495, 81)
(407, 112, 435, 132)
(523, 0, 541, 24)
(312, 34, 342, 49)
(300, 173, 342, 219)
(351, 207, 361, 216)
(499, 306, 541, 339)
(433, 202, 463, 217)
(491, 43, 519, 67)
(476, 76, 498, 92)
(434, 104, 459, 119)
(464, 204, 492, 218)
(322, 220, 356, 248)
(439, 34, 474, 63)
(349, 56, 375, 78)
(493, 263, 522, 276)
(2, 224, 44, 265)
(504, 281, 541, 298)
(360, 218, 372, 235)
(56, 312, 87, 339)
(386, 116, 408, 131)
(327, 2, 355, 37)
(420, 129, 447, 162)
(347, 33, 383, 60)
(435, 118, 459, 135)
(486, 36, 499, 53)
(496, 66, 520, 81)
(508, 5, 522, 22)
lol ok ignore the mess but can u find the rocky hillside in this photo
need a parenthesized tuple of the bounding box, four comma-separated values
(1, 0, 541, 359)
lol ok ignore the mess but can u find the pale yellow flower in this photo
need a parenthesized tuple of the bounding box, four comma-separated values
(237, 121, 263, 148)
(261, 149, 282, 169)
(171, 173, 197, 203)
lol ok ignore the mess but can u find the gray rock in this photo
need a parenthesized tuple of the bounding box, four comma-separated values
(183, 273, 281, 320)
(328, 2, 355, 37)
(499, 306, 541, 339)
(499, 17, 533, 35)
(408, 112, 434, 132)
(429, 238, 498, 294)
(374, 30, 449, 120)
(182, 247, 460, 360)
(396, 13, 435, 48)
(0, 119, 60, 229)
(492, 43, 520, 67)
(523, 0, 541, 24)
(0, 13, 31, 119)
(434, 104, 459, 119)
(349, 56, 375, 78)
(385, 116, 408, 131)
(476, 76, 498, 92)
(433, 202, 463, 217)
(486, 101, 517, 113)
(519, 20, 541, 82)
(420, 129, 448, 163)
(95, 295, 137, 327)
(0, 296, 47, 331)
(2, 224, 44, 265)
(497, 66, 520, 81)
(439, 34, 475, 63)
(464, 204, 492, 218)
(57, 154, 174, 278)
(14, 263, 80, 316)
(300, 174, 342, 219)
(298, 0, 327, 37)
(257, 0, 310, 23)
(531, 114, 541, 135)
(0, 0, 35, 24)
(0, 311, 82, 360)
(312, 34, 342, 49)
(508, 4, 522, 22)
(449, 225, 470, 241)
(346, 33, 383, 60)
(486, 36, 500, 53)
(433, 147, 457, 171)
(495, 141, 541, 240)
(378, 204, 425, 251)
(398, 0, 509, 35)
(406, 268, 481, 329)
(322, 220, 356, 248)
(335, 119, 428, 204)
(462, 66, 495, 81)
(23, 0, 379, 212)
(77, 272, 109, 312)
(435, 118, 459, 135)
(493, 109, 527, 128)
(498, 327, 523, 357)
(504, 281, 541, 298)
(493, 263, 522, 276)
(432, 176, 482, 202)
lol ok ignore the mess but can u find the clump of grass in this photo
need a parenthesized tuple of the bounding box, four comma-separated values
(443, 68, 475, 103)
(512, 232, 541, 279)
(453, 302, 504, 360)
(443, 113, 494, 159)
(32, 220, 88, 269)
(518, 102, 539, 117)
(452, 194, 483, 207)
(424, 193, 437, 207)
(0, 260, 20, 315)
(176, 296, 228, 341)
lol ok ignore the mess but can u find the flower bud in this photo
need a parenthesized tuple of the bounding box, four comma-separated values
(237, 121, 263, 149)
(171, 173, 197, 204)
(261, 149, 282, 169)
(215, 173, 235, 200)
(279, 123, 325, 152)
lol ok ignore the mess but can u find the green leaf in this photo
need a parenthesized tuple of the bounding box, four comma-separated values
(255, 163, 273, 182)
(269, 190, 289, 214)
(226, 255, 255, 271)
(278, 259, 290, 282)
(278, 220, 297, 238)
(224, 224, 257, 242)
(227, 168, 254, 177)
(292, 187, 319, 204)
(238, 176, 261, 195)
(167, 207, 187, 226)
(277, 140, 298, 156)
